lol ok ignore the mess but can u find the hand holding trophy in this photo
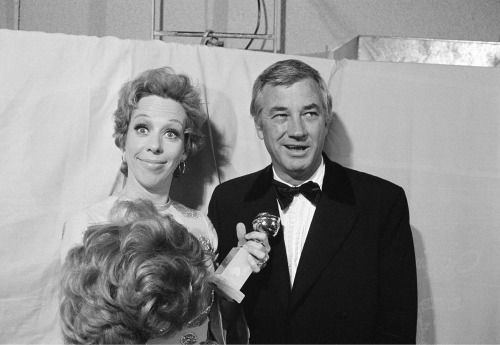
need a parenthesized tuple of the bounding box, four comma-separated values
(214, 212, 280, 303)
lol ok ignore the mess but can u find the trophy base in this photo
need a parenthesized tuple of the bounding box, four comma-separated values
(213, 276, 245, 303)
(214, 246, 252, 303)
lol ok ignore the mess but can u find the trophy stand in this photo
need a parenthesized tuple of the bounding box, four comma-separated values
(214, 212, 280, 303)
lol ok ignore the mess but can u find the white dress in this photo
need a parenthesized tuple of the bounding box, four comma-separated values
(60, 196, 218, 261)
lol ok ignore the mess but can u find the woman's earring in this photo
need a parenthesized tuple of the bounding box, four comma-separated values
(120, 153, 128, 176)
(178, 160, 186, 175)
(174, 160, 186, 177)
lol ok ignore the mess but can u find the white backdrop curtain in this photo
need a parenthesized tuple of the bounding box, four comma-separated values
(0, 29, 499, 344)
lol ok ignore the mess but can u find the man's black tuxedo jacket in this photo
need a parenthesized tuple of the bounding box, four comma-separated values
(208, 157, 417, 344)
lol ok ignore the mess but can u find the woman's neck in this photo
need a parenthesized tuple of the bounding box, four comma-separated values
(119, 179, 171, 206)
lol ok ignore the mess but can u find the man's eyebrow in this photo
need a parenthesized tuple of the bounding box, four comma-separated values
(269, 106, 288, 112)
(303, 103, 320, 111)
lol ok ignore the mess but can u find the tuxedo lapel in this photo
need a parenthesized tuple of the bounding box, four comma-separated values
(290, 158, 358, 311)
(243, 166, 291, 308)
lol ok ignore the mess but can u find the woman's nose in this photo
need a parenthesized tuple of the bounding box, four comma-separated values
(146, 134, 163, 153)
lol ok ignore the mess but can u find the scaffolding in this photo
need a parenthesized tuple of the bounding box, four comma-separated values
(151, 0, 282, 53)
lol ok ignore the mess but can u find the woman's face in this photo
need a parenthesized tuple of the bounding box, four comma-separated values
(123, 95, 188, 194)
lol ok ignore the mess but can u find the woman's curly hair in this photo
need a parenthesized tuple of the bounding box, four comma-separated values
(113, 67, 207, 175)
(60, 200, 213, 344)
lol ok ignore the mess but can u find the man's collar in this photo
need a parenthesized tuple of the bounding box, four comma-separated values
(272, 157, 325, 188)
(245, 154, 355, 206)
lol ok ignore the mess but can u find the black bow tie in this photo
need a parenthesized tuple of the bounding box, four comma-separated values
(272, 180, 321, 209)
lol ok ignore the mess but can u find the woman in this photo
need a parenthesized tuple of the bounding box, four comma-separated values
(61, 66, 269, 343)
(60, 199, 216, 344)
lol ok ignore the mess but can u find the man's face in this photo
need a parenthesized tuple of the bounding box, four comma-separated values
(254, 78, 329, 185)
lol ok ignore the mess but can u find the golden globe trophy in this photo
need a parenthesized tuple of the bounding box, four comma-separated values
(214, 212, 280, 303)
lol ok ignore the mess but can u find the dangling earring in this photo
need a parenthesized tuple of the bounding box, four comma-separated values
(175, 160, 186, 177)
(178, 160, 186, 175)
(120, 152, 128, 176)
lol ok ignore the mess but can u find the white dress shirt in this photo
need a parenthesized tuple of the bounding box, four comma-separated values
(273, 159, 325, 286)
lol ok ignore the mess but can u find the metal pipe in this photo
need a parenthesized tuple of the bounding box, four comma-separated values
(15, 0, 21, 30)
(154, 30, 274, 40)
(151, 0, 155, 40)
(151, 0, 281, 53)
(273, 0, 278, 53)
(279, 0, 286, 53)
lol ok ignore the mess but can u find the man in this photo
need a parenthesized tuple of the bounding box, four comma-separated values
(208, 59, 417, 344)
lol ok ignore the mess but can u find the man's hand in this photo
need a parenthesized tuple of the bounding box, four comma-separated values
(236, 222, 270, 273)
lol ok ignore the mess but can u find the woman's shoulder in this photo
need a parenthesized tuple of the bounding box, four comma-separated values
(66, 195, 118, 228)
(84, 196, 119, 222)
(168, 200, 218, 252)
(61, 196, 118, 261)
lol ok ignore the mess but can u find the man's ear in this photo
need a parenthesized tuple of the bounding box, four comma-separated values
(254, 116, 264, 140)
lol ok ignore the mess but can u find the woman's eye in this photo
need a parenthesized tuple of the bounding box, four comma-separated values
(164, 129, 180, 139)
(134, 125, 149, 135)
